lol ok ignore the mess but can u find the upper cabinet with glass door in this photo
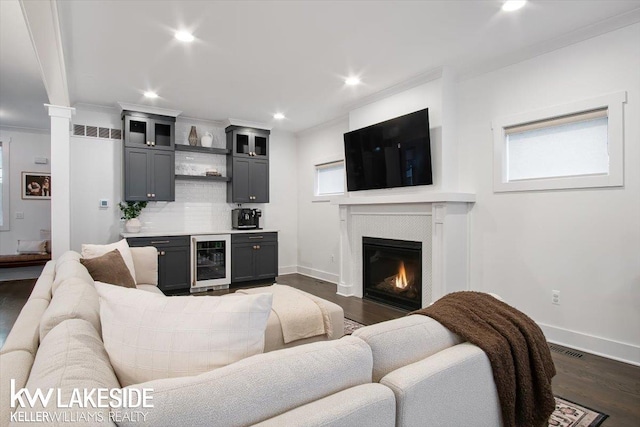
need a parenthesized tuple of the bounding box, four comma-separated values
(227, 126, 269, 159)
(123, 111, 176, 151)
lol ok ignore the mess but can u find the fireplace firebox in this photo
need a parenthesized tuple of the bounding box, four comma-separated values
(363, 237, 422, 311)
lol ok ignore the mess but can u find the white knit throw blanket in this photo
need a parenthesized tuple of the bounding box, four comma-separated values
(236, 284, 330, 343)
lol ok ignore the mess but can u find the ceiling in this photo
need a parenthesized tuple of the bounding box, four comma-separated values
(2, 1, 640, 133)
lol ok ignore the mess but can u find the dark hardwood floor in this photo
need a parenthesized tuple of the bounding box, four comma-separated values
(1, 274, 638, 426)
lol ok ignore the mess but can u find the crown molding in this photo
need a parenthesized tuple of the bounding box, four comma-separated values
(457, 8, 640, 82)
(342, 67, 443, 113)
(0, 125, 50, 134)
(178, 115, 227, 127)
(117, 102, 182, 117)
(223, 118, 272, 130)
(294, 114, 349, 139)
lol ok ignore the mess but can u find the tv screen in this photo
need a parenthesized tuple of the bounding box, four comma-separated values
(343, 108, 432, 192)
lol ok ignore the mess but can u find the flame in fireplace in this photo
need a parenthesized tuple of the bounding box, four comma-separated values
(394, 262, 409, 289)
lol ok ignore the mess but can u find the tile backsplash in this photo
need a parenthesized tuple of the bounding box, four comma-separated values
(137, 120, 235, 233)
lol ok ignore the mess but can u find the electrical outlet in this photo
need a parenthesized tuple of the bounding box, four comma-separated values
(15, 212, 24, 219)
(330, 254, 335, 263)
(552, 290, 560, 305)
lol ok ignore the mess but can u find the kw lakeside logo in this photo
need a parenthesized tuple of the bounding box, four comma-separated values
(10, 380, 153, 423)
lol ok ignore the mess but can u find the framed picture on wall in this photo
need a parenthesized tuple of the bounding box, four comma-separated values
(22, 172, 51, 200)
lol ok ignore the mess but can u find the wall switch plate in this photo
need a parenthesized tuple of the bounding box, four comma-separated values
(34, 157, 49, 164)
(15, 212, 24, 219)
(552, 290, 560, 305)
(99, 199, 109, 209)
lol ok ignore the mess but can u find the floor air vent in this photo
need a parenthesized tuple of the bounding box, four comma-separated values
(549, 344, 584, 359)
(72, 124, 122, 140)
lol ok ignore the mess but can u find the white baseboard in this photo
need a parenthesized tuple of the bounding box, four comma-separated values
(278, 265, 298, 276)
(337, 283, 355, 297)
(296, 266, 339, 284)
(538, 322, 640, 367)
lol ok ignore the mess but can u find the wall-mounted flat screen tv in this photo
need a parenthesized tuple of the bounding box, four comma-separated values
(343, 108, 432, 192)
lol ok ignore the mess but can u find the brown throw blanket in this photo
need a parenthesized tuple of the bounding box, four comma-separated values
(411, 292, 556, 427)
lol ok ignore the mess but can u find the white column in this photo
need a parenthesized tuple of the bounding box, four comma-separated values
(46, 104, 75, 258)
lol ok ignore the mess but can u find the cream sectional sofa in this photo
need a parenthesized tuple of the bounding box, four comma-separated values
(0, 249, 503, 426)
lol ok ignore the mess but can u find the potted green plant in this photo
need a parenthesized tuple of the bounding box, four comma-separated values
(118, 201, 148, 233)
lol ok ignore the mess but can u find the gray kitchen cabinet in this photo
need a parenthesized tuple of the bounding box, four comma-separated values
(226, 126, 270, 203)
(123, 110, 176, 202)
(124, 148, 175, 202)
(231, 232, 278, 283)
(127, 235, 190, 293)
(123, 111, 175, 151)
(228, 158, 269, 203)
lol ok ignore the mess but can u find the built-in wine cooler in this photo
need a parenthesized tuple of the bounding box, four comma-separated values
(191, 234, 231, 292)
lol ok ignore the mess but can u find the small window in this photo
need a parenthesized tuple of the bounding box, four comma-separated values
(493, 92, 625, 192)
(315, 161, 344, 198)
(0, 140, 9, 231)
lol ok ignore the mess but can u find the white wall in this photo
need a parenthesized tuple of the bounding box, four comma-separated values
(296, 119, 349, 282)
(457, 24, 640, 364)
(0, 128, 51, 255)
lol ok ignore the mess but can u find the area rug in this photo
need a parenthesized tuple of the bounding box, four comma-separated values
(343, 318, 366, 335)
(550, 397, 608, 427)
(342, 319, 608, 427)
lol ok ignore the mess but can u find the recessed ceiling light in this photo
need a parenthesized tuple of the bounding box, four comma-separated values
(345, 76, 361, 86)
(502, 0, 526, 12)
(175, 31, 195, 42)
(143, 91, 158, 99)
(273, 113, 285, 120)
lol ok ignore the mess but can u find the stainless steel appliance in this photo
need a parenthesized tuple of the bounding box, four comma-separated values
(232, 208, 261, 229)
(191, 234, 231, 292)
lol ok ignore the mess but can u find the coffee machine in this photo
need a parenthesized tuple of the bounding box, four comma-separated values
(231, 208, 261, 229)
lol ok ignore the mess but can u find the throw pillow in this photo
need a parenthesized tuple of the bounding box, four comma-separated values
(95, 282, 273, 387)
(80, 249, 136, 288)
(17, 240, 48, 254)
(82, 239, 137, 284)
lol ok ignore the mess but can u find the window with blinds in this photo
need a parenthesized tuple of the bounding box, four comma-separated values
(493, 92, 625, 192)
(315, 161, 345, 197)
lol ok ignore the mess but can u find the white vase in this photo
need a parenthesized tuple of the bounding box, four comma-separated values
(201, 132, 213, 148)
(125, 218, 142, 233)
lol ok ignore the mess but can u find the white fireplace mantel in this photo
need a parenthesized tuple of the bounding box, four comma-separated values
(332, 192, 475, 206)
(336, 192, 475, 308)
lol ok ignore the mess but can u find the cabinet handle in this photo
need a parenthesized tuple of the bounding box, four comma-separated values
(253, 245, 257, 249)
(151, 142, 155, 146)
(147, 141, 151, 146)
(147, 193, 151, 197)
(256, 245, 260, 250)
(248, 236, 264, 240)
(151, 193, 156, 197)
(157, 250, 166, 256)
(151, 240, 170, 244)
(161, 251, 166, 256)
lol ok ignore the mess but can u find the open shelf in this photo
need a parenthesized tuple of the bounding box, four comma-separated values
(175, 144, 230, 155)
(175, 174, 230, 182)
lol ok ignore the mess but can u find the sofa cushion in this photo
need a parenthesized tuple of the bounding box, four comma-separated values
(28, 260, 55, 301)
(116, 336, 373, 427)
(254, 383, 396, 427)
(39, 277, 101, 341)
(52, 251, 93, 294)
(353, 315, 462, 382)
(130, 246, 158, 286)
(82, 239, 137, 284)
(380, 343, 501, 427)
(95, 282, 273, 386)
(20, 319, 119, 424)
(80, 249, 136, 288)
(0, 298, 49, 356)
(0, 350, 34, 426)
(136, 284, 164, 294)
(16, 239, 47, 254)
